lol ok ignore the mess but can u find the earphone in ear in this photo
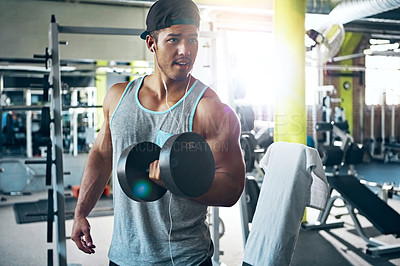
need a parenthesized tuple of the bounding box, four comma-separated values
(151, 44, 155, 53)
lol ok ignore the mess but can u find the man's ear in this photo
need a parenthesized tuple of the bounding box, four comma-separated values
(146, 35, 156, 53)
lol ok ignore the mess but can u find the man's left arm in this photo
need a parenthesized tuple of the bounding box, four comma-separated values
(192, 95, 245, 207)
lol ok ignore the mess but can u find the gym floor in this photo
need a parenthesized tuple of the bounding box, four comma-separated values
(1, 156, 400, 266)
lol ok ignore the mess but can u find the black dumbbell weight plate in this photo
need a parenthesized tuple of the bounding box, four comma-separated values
(160, 132, 215, 198)
(117, 142, 167, 202)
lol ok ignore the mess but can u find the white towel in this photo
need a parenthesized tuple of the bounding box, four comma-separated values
(243, 142, 329, 266)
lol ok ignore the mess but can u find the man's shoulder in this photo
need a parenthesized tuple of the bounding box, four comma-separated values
(198, 88, 225, 112)
(196, 88, 237, 122)
(194, 88, 240, 139)
(108, 81, 130, 98)
(111, 76, 145, 91)
(103, 81, 130, 110)
(111, 81, 130, 90)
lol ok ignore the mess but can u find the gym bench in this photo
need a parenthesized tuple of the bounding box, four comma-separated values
(303, 174, 400, 257)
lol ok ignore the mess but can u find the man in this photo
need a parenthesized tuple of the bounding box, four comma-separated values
(71, 0, 245, 265)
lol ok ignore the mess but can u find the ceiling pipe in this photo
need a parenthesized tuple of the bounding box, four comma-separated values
(328, 0, 400, 24)
(79, 0, 154, 7)
(307, 0, 342, 14)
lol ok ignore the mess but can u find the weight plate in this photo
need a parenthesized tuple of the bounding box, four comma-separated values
(160, 132, 215, 198)
(117, 142, 166, 202)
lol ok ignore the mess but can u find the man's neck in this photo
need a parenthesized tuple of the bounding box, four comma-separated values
(150, 71, 192, 97)
(139, 73, 194, 112)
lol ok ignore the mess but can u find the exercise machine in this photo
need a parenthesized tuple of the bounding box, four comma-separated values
(383, 103, 400, 163)
(311, 174, 400, 257)
(0, 159, 44, 196)
(365, 91, 400, 163)
(316, 120, 361, 175)
(303, 127, 400, 257)
(236, 104, 273, 181)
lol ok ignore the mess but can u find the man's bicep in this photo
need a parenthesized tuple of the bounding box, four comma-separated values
(208, 112, 244, 174)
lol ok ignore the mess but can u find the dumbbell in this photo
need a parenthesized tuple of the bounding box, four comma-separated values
(117, 132, 215, 202)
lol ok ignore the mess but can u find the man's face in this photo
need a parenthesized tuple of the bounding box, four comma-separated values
(154, 24, 199, 82)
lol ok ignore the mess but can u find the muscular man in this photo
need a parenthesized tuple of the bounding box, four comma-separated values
(71, 0, 245, 264)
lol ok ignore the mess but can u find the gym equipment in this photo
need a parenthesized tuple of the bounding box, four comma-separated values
(0, 159, 42, 195)
(239, 176, 261, 245)
(32, 15, 146, 266)
(236, 105, 255, 132)
(367, 95, 384, 160)
(236, 104, 271, 176)
(242, 177, 260, 224)
(240, 134, 257, 173)
(384, 141, 400, 163)
(307, 21, 346, 151)
(39, 107, 51, 139)
(13, 193, 113, 224)
(254, 126, 274, 150)
(240, 132, 271, 174)
(315, 121, 364, 175)
(365, 91, 400, 163)
(318, 144, 343, 167)
(359, 179, 400, 203)
(304, 121, 400, 256)
(244, 178, 259, 223)
(382, 103, 400, 163)
(117, 132, 215, 202)
(302, 131, 360, 230)
(30, 74, 51, 102)
(237, 104, 257, 173)
(304, 174, 400, 257)
(33, 47, 52, 70)
(0, 85, 54, 157)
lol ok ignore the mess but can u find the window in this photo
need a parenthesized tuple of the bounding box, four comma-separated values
(365, 55, 400, 105)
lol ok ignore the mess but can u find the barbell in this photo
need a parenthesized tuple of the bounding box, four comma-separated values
(117, 132, 215, 202)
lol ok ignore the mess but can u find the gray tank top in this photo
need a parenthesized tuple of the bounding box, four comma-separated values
(108, 76, 213, 265)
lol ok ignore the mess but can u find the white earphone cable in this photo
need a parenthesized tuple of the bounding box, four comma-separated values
(154, 44, 193, 266)
(168, 193, 175, 266)
(154, 45, 191, 128)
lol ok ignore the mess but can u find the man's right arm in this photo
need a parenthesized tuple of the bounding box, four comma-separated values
(70, 119, 113, 253)
(71, 82, 126, 254)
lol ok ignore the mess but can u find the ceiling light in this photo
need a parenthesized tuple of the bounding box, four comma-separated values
(370, 43, 399, 52)
(369, 39, 390, 45)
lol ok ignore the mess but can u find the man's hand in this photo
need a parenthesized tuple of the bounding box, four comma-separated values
(71, 216, 96, 254)
(148, 160, 167, 188)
